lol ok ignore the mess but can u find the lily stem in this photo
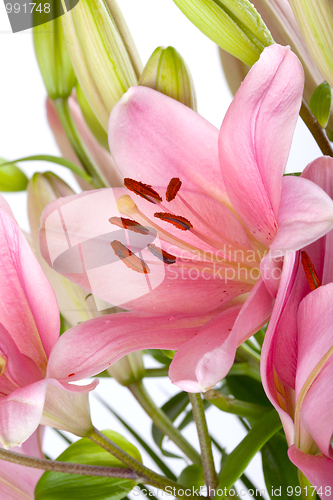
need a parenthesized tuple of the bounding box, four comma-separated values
(54, 97, 108, 188)
(128, 380, 202, 464)
(300, 99, 333, 157)
(90, 428, 199, 499)
(0, 448, 137, 479)
(189, 393, 218, 495)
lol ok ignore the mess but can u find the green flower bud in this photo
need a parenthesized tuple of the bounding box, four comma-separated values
(139, 46, 197, 111)
(28, 172, 110, 327)
(61, 0, 142, 130)
(107, 352, 145, 386)
(33, 4, 76, 99)
(289, 0, 333, 89)
(178, 464, 205, 488)
(309, 81, 332, 129)
(173, 0, 274, 66)
(0, 158, 28, 192)
(76, 84, 109, 151)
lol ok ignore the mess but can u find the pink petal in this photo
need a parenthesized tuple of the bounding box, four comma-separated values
(0, 208, 59, 369)
(0, 380, 50, 448)
(288, 446, 333, 496)
(46, 313, 206, 382)
(261, 252, 298, 445)
(296, 284, 333, 397)
(270, 176, 333, 256)
(219, 45, 303, 247)
(40, 188, 253, 314)
(300, 356, 333, 458)
(108, 86, 230, 205)
(169, 305, 243, 392)
(302, 156, 333, 285)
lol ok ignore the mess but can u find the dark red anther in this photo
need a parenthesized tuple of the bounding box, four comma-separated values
(111, 240, 150, 274)
(301, 251, 321, 291)
(154, 212, 193, 231)
(166, 178, 182, 202)
(124, 178, 162, 204)
(109, 217, 151, 235)
(147, 244, 177, 265)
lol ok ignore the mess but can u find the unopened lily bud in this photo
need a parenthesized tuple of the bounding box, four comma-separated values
(107, 352, 145, 386)
(0, 158, 28, 192)
(28, 172, 109, 326)
(61, 0, 142, 130)
(289, 0, 333, 89)
(33, 4, 76, 99)
(172, 0, 274, 66)
(139, 46, 197, 111)
(76, 84, 109, 150)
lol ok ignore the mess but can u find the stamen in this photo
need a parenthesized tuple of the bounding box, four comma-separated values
(147, 244, 177, 265)
(301, 251, 321, 290)
(124, 178, 162, 204)
(109, 216, 151, 235)
(154, 212, 193, 231)
(166, 178, 182, 202)
(111, 240, 150, 274)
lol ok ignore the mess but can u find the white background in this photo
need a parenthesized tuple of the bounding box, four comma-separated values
(0, 0, 322, 496)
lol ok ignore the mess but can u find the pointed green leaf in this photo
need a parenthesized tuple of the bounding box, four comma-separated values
(0, 158, 28, 191)
(218, 410, 282, 489)
(35, 430, 141, 500)
(146, 349, 172, 366)
(309, 81, 332, 128)
(225, 375, 272, 407)
(261, 432, 299, 499)
(152, 392, 189, 458)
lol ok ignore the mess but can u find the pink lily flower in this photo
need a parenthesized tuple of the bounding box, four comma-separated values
(0, 428, 44, 499)
(0, 196, 98, 448)
(40, 45, 333, 392)
(261, 157, 333, 495)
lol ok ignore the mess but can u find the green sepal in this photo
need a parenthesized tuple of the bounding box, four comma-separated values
(309, 81, 332, 128)
(0, 158, 28, 191)
(76, 84, 109, 150)
(35, 430, 141, 500)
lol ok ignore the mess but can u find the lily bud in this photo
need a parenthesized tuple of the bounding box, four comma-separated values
(172, 0, 274, 66)
(61, 0, 142, 130)
(107, 352, 145, 386)
(289, 0, 333, 89)
(139, 46, 197, 111)
(76, 84, 109, 151)
(33, 4, 76, 99)
(0, 158, 28, 192)
(28, 172, 109, 326)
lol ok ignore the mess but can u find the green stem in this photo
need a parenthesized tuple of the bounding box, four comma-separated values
(0, 448, 137, 479)
(54, 97, 107, 188)
(90, 428, 199, 499)
(145, 367, 169, 377)
(300, 100, 333, 157)
(189, 393, 218, 495)
(128, 380, 201, 465)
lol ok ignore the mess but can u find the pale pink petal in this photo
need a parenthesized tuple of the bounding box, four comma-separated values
(0, 455, 43, 500)
(0, 380, 50, 448)
(219, 45, 303, 247)
(302, 156, 333, 285)
(270, 176, 333, 256)
(169, 305, 243, 392)
(288, 446, 333, 496)
(300, 356, 333, 458)
(46, 313, 207, 382)
(232, 278, 274, 345)
(0, 209, 59, 369)
(18, 426, 44, 458)
(108, 86, 229, 205)
(296, 284, 333, 398)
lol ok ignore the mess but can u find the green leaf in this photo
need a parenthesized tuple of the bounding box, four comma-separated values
(309, 81, 332, 128)
(0, 158, 28, 191)
(0, 155, 93, 184)
(95, 395, 176, 480)
(145, 349, 172, 366)
(261, 432, 299, 499)
(35, 430, 141, 500)
(178, 464, 205, 489)
(218, 410, 282, 489)
(204, 389, 270, 419)
(225, 375, 272, 407)
(152, 392, 189, 458)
